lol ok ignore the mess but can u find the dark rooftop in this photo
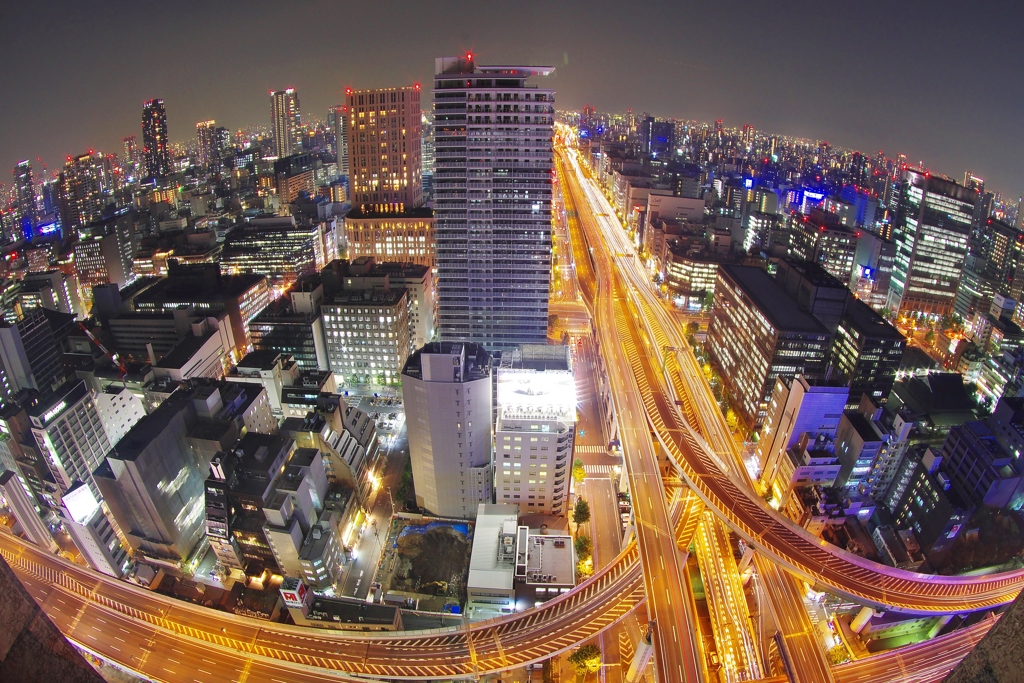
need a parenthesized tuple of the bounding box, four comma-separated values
(156, 332, 215, 370)
(236, 349, 283, 371)
(402, 341, 492, 381)
(720, 264, 830, 334)
(842, 298, 905, 341)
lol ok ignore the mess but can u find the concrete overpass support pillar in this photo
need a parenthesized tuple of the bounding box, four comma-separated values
(850, 606, 877, 634)
(927, 614, 955, 639)
(624, 634, 655, 683)
(737, 546, 755, 574)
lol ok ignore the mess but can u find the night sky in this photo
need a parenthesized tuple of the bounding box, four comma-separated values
(3, 1, 1023, 195)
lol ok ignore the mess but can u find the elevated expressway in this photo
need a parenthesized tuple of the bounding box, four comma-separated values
(559, 144, 1024, 616)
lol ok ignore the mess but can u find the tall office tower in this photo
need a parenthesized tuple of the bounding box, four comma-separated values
(328, 104, 350, 175)
(29, 380, 113, 499)
(433, 55, 555, 351)
(271, 88, 302, 157)
(401, 342, 493, 518)
(346, 84, 422, 211)
(58, 151, 113, 233)
(13, 160, 36, 234)
(122, 135, 141, 180)
(493, 345, 576, 515)
(887, 169, 976, 317)
(142, 99, 172, 178)
(196, 120, 218, 167)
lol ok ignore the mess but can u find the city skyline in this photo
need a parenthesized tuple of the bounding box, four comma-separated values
(3, 1, 1024, 196)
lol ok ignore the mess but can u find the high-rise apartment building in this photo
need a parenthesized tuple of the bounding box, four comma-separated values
(271, 89, 301, 158)
(493, 345, 575, 515)
(402, 342, 493, 518)
(196, 120, 218, 167)
(346, 84, 422, 211)
(707, 265, 832, 427)
(433, 55, 555, 350)
(29, 380, 113, 499)
(142, 99, 172, 178)
(887, 169, 976, 316)
(328, 105, 350, 176)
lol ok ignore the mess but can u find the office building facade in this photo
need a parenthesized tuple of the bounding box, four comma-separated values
(343, 207, 435, 268)
(887, 169, 976, 316)
(831, 298, 906, 409)
(29, 380, 112, 498)
(433, 55, 555, 350)
(321, 288, 411, 386)
(707, 265, 832, 427)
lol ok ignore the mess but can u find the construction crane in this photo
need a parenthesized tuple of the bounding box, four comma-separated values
(77, 321, 128, 383)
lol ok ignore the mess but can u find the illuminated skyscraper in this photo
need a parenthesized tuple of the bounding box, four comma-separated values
(122, 135, 141, 180)
(346, 84, 422, 211)
(271, 88, 301, 157)
(58, 151, 114, 232)
(142, 99, 172, 178)
(196, 119, 218, 167)
(328, 104, 349, 175)
(12, 160, 36, 235)
(887, 169, 976, 317)
(433, 55, 555, 350)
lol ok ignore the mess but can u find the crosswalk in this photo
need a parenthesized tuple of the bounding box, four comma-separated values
(576, 445, 609, 454)
(583, 465, 617, 474)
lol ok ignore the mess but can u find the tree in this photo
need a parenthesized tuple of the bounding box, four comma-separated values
(548, 313, 559, 330)
(567, 644, 602, 676)
(573, 498, 591, 526)
(702, 291, 714, 312)
(572, 458, 587, 484)
(574, 534, 592, 563)
(686, 321, 700, 335)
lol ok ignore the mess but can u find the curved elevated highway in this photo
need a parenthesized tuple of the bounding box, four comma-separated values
(559, 144, 1024, 615)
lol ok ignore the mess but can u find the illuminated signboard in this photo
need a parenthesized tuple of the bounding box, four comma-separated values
(42, 400, 67, 424)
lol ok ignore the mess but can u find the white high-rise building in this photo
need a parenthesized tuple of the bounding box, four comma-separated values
(433, 55, 556, 351)
(494, 345, 576, 515)
(29, 380, 113, 500)
(401, 342, 493, 518)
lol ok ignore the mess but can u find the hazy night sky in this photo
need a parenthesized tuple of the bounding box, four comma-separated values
(3, 1, 1023, 195)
